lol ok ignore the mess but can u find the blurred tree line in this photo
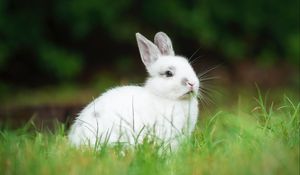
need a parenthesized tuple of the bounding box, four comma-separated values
(0, 0, 299, 87)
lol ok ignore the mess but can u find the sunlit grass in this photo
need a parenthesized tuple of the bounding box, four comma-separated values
(0, 92, 299, 175)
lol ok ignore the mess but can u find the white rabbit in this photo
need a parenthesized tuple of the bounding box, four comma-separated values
(68, 32, 200, 151)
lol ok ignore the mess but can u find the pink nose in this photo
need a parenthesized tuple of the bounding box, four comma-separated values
(187, 82, 194, 87)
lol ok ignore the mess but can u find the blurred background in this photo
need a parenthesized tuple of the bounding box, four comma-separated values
(0, 0, 299, 128)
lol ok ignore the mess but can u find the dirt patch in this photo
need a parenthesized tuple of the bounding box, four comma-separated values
(0, 104, 84, 131)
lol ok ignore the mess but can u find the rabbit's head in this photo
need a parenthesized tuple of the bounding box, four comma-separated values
(136, 32, 199, 100)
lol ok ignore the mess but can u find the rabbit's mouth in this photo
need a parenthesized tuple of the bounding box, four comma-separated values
(179, 90, 196, 99)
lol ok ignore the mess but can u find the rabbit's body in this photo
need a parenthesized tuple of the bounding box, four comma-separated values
(69, 32, 200, 150)
(69, 85, 198, 147)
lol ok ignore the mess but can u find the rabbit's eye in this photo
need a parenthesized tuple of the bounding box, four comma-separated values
(165, 70, 173, 77)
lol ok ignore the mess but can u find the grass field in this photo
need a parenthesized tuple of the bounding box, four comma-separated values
(0, 89, 299, 175)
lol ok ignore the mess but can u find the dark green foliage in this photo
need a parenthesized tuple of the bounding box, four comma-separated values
(39, 45, 83, 80)
(0, 0, 299, 81)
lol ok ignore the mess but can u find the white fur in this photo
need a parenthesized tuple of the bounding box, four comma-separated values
(68, 32, 200, 150)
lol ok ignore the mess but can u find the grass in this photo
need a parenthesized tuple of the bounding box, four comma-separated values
(0, 91, 299, 175)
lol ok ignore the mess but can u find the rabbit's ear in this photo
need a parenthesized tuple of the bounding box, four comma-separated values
(136, 33, 161, 67)
(154, 32, 175, 56)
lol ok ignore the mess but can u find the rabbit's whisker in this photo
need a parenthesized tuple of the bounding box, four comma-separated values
(197, 65, 220, 78)
(190, 55, 204, 65)
(199, 76, 219, 82)
(197, 86, 215, 105)
(188, 48, 200, 62)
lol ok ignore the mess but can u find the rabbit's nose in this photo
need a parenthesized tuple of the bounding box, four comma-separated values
(187, 82, 194, 87)
(187, 82, 194, 89)
(182, 78, 195, 88)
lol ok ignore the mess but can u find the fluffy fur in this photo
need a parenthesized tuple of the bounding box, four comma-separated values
(68, 32, 200, 150)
